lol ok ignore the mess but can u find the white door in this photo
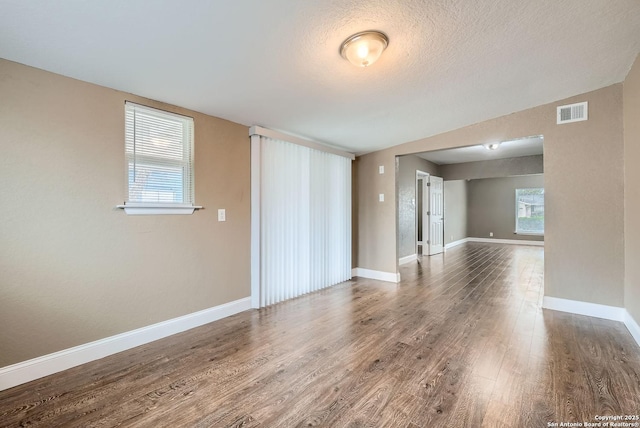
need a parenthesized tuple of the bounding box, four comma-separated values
(428, 176, 444, 255)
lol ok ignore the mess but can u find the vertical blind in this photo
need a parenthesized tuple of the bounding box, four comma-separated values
(258, 136, 352, 307)
(125, 102, 194, 205)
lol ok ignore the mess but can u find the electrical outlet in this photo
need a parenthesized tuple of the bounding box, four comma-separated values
(489, 232, 493, 237)
(379, 165, 384, 174)
(218, 209, 226, 222)
(379, 193, 385, 202)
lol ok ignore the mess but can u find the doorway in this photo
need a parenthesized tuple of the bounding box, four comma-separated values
(416, 171, 444, 256)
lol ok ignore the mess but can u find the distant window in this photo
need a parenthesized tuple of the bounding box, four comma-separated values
(124, 102, 194, 206)
(515, 188, 544, 235)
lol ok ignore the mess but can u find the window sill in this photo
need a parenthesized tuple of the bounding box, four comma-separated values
(514, 231, 544, 237)
(116, 203, 203, 215)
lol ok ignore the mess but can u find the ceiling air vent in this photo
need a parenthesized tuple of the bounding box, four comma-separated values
(557, 101, 588, 124)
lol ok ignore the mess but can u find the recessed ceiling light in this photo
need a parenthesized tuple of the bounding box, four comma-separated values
(483, 143, 501, 150)
(340, 31, 389, 68)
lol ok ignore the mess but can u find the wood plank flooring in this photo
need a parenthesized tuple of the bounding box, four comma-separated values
(1, 243, 639, 427)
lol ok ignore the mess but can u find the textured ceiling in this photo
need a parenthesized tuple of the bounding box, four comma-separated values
(417, 136, 543, 165)
(1, 0, 639, 154)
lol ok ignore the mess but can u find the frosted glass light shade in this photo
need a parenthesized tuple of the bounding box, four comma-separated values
(340, 31, 389, 67)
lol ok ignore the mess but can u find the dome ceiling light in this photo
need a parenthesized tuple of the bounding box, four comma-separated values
(340, 31, 389, 68)
(483, 142, 501, 150)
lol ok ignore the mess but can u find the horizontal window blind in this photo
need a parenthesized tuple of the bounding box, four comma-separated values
(125, 102, 194, 205)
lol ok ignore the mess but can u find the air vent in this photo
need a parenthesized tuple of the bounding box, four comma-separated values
(557, 101, 588, 124)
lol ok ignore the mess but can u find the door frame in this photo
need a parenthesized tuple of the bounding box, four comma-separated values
(416, 170, 430, 257)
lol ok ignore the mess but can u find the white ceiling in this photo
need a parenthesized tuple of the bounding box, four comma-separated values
(1, 1, 639, 154)
(417, 135, 544, 165)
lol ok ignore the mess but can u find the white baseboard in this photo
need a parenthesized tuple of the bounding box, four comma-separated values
(443, 237, 543, 249)
(445, 238, 470, 249)
(352, 268, 400, 283)
(542, 296, 640, 348)
(624, 311, 640, 348)
(0, 297, 252, 391)
(542, 296, 625, 321)
(468, 237, 544, 246)
(399, 254, 417, 265)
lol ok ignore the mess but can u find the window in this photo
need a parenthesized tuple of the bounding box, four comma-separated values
(515, 188, 544, 235)
(121, 102, 198, 215)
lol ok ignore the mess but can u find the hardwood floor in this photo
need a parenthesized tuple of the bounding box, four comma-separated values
(1, 243, 639, 427)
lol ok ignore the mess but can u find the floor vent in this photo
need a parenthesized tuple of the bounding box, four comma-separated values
(557, 101, 588, 124)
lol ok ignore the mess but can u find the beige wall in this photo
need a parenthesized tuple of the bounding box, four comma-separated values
(467, 175, 544, 241)
(352, 158, 359, 268)
(625, 54, 640, 324)
(441, 155, 543, 181)
(356, 84, 624, 306)
(397, 155, 440, 258)
(444, 180, 468, 245)
(0, 59, 251, 367)
(355, 151, 397, 273)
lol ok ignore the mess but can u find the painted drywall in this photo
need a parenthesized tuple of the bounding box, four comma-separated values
(351, 158, 359, 269)
(624, 54, 640, 324)
(355, 151, 397, 274)
(441, 155, 543, 181)
(467, 175, 544, 241)
(356, 84, 624, 306)
(397, 155, 441, 259)
(444, 180, 468, 245)
(0, 59, 251, 367)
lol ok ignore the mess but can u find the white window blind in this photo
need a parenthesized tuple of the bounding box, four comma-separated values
(124, 102, 194, 206)
(252, 134, 352, 307)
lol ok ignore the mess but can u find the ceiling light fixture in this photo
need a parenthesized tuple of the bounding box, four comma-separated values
(483, 142, 501, 151)
(340, 31, 389, 67)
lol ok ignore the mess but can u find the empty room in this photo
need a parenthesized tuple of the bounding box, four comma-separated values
(1, 1, 640, 427)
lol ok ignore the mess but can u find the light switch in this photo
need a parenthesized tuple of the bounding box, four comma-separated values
(218, 209, 226, 222)
(379, 193, 384, 202)
(379, 165, 384, 174)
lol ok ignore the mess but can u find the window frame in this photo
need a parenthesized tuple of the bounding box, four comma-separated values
(515, 187, 544, 236)
(117, 102, 201, 215)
